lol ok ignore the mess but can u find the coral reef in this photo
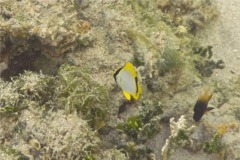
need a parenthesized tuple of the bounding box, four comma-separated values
(0, 0, 93, 78)
(0, 63, 110, 128)
(161, 115, 195, 160)
(0, 71, 55, 114)
(202, 96, 240, 159)
(120, 0, 221, 98)
(0, 145, 29, 160)
(222, 132, 240, 160)
(158, 0, 219, 34)
(16, 110, 100, 160)
(116, 100, 163, 159)
(0, 66, 123, 160)
(1, 0, 238, 160)
(0, 109, 127, 160)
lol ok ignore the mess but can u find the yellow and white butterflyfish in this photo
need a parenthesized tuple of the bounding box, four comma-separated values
(113, 62, 142, 101)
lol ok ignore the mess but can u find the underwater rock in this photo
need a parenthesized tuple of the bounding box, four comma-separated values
(0, 62, 8, 74)
(0, 0, 93, 78)
(223, 133, 240, 160)
(0, 0, 92, 56)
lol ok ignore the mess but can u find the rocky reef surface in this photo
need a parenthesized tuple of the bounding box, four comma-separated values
(0, 0, 239, 159)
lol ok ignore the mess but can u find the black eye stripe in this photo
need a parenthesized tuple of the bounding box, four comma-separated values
(113, 67, 123, 83)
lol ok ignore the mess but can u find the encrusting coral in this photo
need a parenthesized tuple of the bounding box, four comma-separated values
(0, 0, 93, 79)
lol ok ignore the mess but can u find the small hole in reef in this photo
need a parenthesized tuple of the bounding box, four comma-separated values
(1, 52, 40, 81)
(0, 37, 65, 81)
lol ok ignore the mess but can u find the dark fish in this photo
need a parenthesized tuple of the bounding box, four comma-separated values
(193, 89, 213, 122)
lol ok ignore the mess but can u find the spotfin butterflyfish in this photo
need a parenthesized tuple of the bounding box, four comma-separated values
(114, 62, 142, 101)
(193, 89, 214, 122)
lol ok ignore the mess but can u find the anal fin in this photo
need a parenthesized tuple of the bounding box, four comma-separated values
(123, 91, 131, 101)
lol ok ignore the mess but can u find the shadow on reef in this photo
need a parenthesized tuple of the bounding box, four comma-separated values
(0, 37, 66, 81)
(1, 52, 40, 81)
(1, 53, 66, 81)
(1, 53, 63, 81)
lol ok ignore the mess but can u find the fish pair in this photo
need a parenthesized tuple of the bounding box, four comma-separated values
(114, 62, 213, 122)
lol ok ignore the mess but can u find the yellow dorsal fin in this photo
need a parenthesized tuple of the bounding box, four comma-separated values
(123, 62, 137, 78)
(199, 89, 213, 102)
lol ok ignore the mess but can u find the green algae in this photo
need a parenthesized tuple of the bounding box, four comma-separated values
(0, 64, 110, 130)
(118, 100, 163, 141)
(0, 145, 30, 160)
(193, 45, 225, 77)
(117, 115, 142, 138)
(0, 71, 55, 114)
(158, 38, 184, 72)
(84, 154, 96, 160)
(55, 64, 110, 129)
(234, 107, 240, 121)
(116, 100, 163, 159)
(176, 129, 189, 142)
(204, 133, 224, 154)
(141, 101, 163, 123)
